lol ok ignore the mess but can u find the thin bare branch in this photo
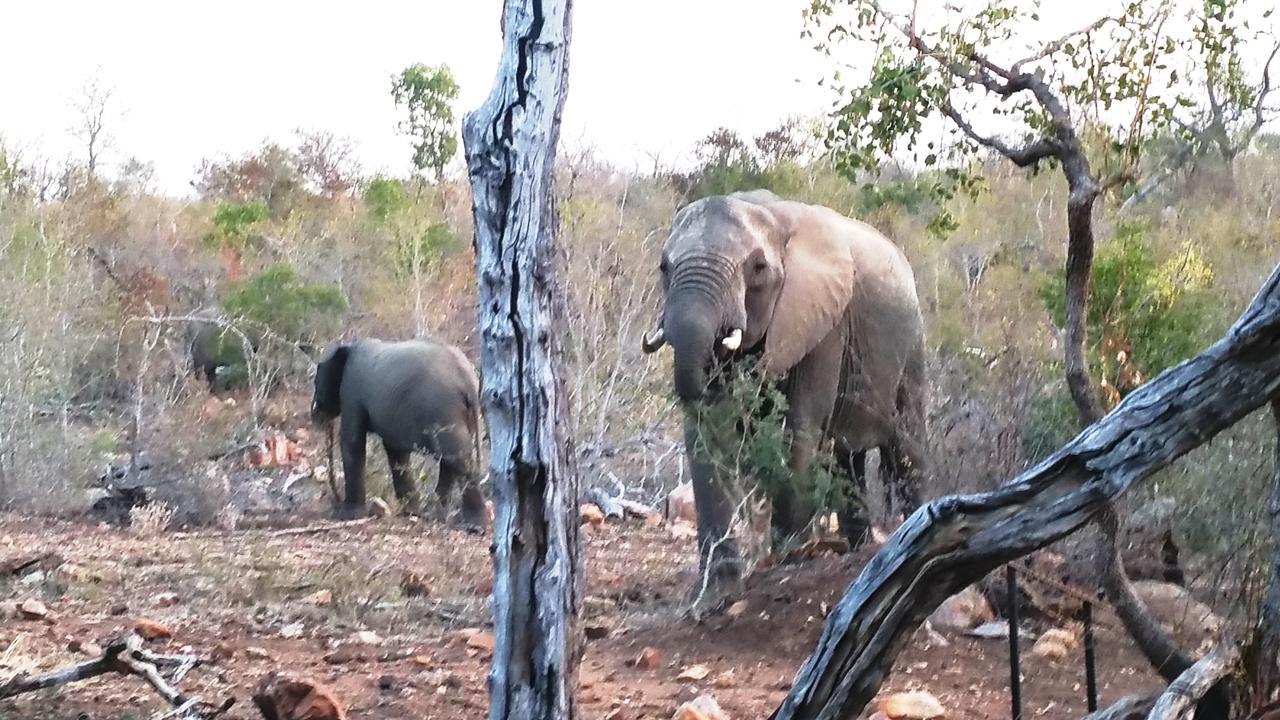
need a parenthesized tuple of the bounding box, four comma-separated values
(939, 100, 1060, 166)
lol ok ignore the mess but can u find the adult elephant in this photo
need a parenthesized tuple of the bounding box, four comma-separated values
(311, 337, 487, 529)
(641, 189, 928, 605)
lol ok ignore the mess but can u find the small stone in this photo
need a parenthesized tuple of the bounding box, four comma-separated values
(0, 600, 18, 619)
(18, 599, 49, 620)
(677, 664, 711, 681)
(400, 571, 431, 598)
(466, 631, 496, 653)
(67, 639, 103, 656)
(928, 585, 994, 632)
(967, 620, 1010, 639)
(152, 592, 181, 608)
(580, 503, 606, 526)
(634, 647, 662, 670)
(303, 589, 333, 607)
(672, 694, 727, 720)
(876, 690, 946, 719)
(726, 600, 749, 619)
(245, 646, 273, 660)
(279, 622, 305, 639)
(377, 674, 399, 692)
(252, 672, 346, 720)
(352, 630, 383, 646)
(667, 522, 698, 540)
(110, 603, 129, 616)
(584, 624, 610, 640)
(369, 497, 394, 518)
(131, 618, 173, 641)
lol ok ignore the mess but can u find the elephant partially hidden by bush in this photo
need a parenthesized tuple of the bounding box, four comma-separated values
(641, 189, 928, 606)
(311, 338, 487, 529)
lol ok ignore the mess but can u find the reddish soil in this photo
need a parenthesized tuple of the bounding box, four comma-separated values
(0, 515, 1164, 719)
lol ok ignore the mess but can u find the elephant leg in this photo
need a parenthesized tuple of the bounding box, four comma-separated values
(887, 346, 928, 520)
(337, 419, 368, 520)
(777, 328, 842, 538)
(684, 413, 743, 613)
(384, 444, 422, 516)
(435, 427, 486, 531)
(835, 446, 871, 548)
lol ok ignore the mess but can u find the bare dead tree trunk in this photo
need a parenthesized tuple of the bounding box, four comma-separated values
(771, 261, 1280, 720)
(462, 2, 580, 720)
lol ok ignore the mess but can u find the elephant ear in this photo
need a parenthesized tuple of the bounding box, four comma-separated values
(313, 344, 351, 418)
(762, 209, 858, 375)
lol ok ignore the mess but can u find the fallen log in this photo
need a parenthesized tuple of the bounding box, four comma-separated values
(772, 262, 1280, 720)
(0, 632, 232, 719)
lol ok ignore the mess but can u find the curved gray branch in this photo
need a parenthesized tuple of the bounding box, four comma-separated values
(772, 261, 1280, 720)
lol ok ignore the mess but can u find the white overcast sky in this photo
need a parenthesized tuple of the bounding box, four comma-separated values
(0, 0, 834, 194)
(1, 1, 1274, 195)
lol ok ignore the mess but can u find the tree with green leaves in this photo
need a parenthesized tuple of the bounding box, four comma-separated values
(809, 0, 1190, 425)
(391, 63, 460, 182)
(805, 0, 1270, 701)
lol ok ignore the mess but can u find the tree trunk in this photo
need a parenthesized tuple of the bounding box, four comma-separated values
(770, 261, 1280, 720)
(1248, 399, 1280, 703)
(462, 2, 580, 720)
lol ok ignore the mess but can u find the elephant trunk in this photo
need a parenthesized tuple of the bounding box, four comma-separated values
(665, 291, 725, 403)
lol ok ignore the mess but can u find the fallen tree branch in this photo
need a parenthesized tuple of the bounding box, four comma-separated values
(170, 516, 373, 540)
(1145, 642, 1239, 719)
(1085, 695, 1156, 720)
(0, 633, 232, 719)
(772, 261, 1280, 720)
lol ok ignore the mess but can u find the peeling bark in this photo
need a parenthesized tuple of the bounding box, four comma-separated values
(771, 262, 1280, 720)
(462, 2, 580, 720)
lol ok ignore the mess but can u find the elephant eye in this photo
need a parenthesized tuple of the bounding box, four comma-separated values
(752, 259, 768, 274)
(659, 258, 670, 275)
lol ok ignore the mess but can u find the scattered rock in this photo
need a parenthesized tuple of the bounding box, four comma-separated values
(377, 674, 399, 692)
(369, 497, 394, 518)
(17, 599, 50, 621)
(875, 690, 946, 719)
(324, 646, 371, 665)
(1132, 580, 1223, 653)
(131, 618, 173, 641)
(668, 522, 698, 541)
(634, 647, 663, 670)
(663, 482, 697, 524)
(279, 622, 305, 639)
(152, 591, 181, 608)
(245, 646, 274, 661)
(584, 623, 610, 640)
(110, 603, 129, 616)
(0, 600, 18, 620)
(677, 664, 712, 681)
(400, 570, 431, 598)
(967, 620, 1010, 639)
(726, 600, 749, 620)
(1032, 636, 1072, 661)
(928, 585, 994, 632)
(252, 672, 347, 720)
(352, 630, 383, 646)
(466, 631, 496, 654)
(711, 670, 736, 688)
(302, 589, 333, 607)
(580, 503, 606, 526)
(672, 693, 728, 720)
(67, 639, 103, 656)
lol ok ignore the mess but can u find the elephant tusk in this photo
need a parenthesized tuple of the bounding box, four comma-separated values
(641, 328, 666, 353)
(721, 328, 743, 351)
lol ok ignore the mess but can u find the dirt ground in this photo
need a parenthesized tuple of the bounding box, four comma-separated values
(0, 514, 1167, 720)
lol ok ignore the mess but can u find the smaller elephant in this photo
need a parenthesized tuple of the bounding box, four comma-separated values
(184, 308, 228, 389)
(311, 337, 487, 528)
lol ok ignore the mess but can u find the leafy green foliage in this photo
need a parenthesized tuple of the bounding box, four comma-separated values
(690, 363, 851, 538)
(203, 201, 269, 252)
(363, 176, 406, 224)
(391, 64, 460, 180)
(222, 263, 347, 343)
(1040, 221, 1219, 402)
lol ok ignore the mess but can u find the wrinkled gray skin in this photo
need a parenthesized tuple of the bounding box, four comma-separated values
(184, 307, 225, 389)
(311, 338, 487, 528)
(643, 190, 928, 603)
